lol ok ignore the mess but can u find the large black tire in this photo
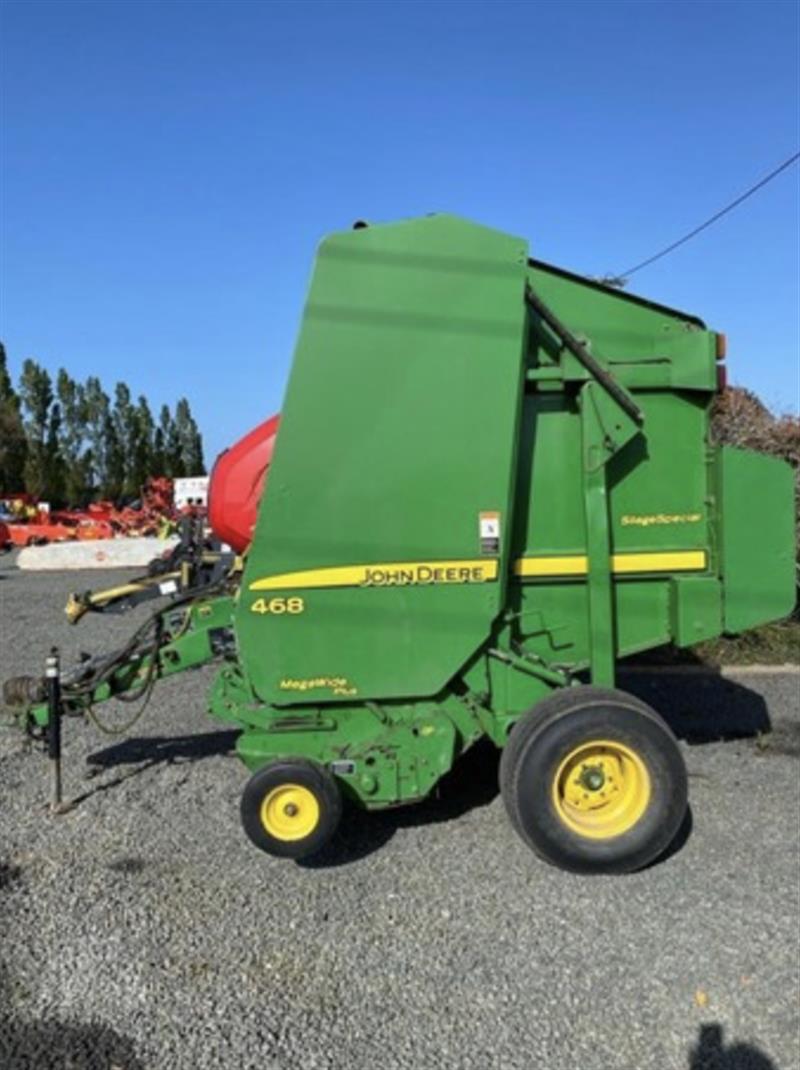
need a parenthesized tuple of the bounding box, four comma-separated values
(240, 758, 342, 860)
(499, 687, 687, 874)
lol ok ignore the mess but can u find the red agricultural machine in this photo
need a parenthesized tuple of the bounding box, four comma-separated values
(0, 478, 195, 548)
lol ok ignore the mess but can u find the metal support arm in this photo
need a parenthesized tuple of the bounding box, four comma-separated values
(23, 595, 236, 732)
(525, 285, 643, 425)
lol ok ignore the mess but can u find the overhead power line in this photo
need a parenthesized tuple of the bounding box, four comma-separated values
(605, 150, 800, 285)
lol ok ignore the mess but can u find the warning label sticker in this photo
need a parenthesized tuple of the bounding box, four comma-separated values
(479, 511, 501, 555)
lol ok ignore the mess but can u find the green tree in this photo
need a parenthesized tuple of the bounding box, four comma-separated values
(130, 396, 155, 491)
(113, 382, 142, 496)
(160, 403, 185, 478)
(152, 425, 166, 475)
(45, 402, 66, 503)
(4, 357, 205, 501)
(0, 343, 27, 492)
(188, 423, 205, 475)
(56, 369, 90, 504)
(83, 377, 109, 491)
(174, 397, 205, 475)
(0, 344, 12, 398)
(103, 414, 126, 500)
(18, 359, 54, 499)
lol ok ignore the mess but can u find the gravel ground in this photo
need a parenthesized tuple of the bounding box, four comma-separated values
(1, 553, 799, 1070)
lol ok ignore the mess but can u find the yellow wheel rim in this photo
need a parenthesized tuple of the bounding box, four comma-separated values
(552, 739, 651, 840)
(260, 784, 320, 841)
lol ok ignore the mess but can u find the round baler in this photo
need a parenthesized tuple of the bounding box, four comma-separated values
(6, 214, 795, 874)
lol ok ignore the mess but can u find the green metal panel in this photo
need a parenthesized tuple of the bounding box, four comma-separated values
(609, 392, 711, 554)
(515, 390, 713, 562)
(670, 576, 723, 647)
(527, 260, 717, 391)
(507, 579, 673, 679)
(718, 447, 796, 633)
(615, 581, 672, 655)
(514, 394, 586, 555)
(238, 215, 529, 705)
(509, 263, 720, 686)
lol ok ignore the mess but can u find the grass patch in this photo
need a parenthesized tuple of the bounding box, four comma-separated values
(691, 619, 800, 666)
(628, 618, 800, 667)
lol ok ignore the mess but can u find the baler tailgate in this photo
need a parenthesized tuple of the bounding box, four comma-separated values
(719, 446, 795, 633)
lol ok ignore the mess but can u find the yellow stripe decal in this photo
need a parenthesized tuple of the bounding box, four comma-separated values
(515, 550, 707, 578)
(250, 550, 706, 591)
(515, 555, 589, 578)
(250, 559, 499, 591)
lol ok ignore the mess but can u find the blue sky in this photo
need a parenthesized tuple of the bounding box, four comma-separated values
(2, 0, 798, 464)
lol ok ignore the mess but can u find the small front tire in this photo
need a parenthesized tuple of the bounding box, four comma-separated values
(240, 758, 342, 860)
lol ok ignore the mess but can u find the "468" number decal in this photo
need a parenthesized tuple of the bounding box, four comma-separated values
(251, 597, 305, 616)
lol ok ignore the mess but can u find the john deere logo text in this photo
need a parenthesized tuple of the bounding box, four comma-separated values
(249, 558, 499, 592)
(361, 564, 493, 587)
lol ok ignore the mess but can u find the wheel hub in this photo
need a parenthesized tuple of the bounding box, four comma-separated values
(260, 783, 320, 841)
(579, 766, 606, 792)
(552, 740, 651, 840)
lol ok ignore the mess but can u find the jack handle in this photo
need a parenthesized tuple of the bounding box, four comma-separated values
(45, 648, 68, 813)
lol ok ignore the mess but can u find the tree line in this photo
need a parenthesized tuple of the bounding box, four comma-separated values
(0, 343, 205, 505)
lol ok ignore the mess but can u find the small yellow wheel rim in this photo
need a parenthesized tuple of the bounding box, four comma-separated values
(552, 739, 651, 840)
(260, 784, 320, 842)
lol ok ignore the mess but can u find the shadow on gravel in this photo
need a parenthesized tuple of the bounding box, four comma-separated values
(689, 1023, 777, 1069)
(87, 729, 238, 770)
(0, 847, 140, 1065)
(65, 729, 240, 808)
(62, 673, 778, 866)
(619, 671, 772, 744)
(0, 863, 23, 890)
(304, 672, 778, 869)
(0, 953, 144, 1070)
(647, 804, 694, 869)
(106, 856, 148, 875)
(0, 1016, 144, 1070)
(300, 738, 501, 868)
